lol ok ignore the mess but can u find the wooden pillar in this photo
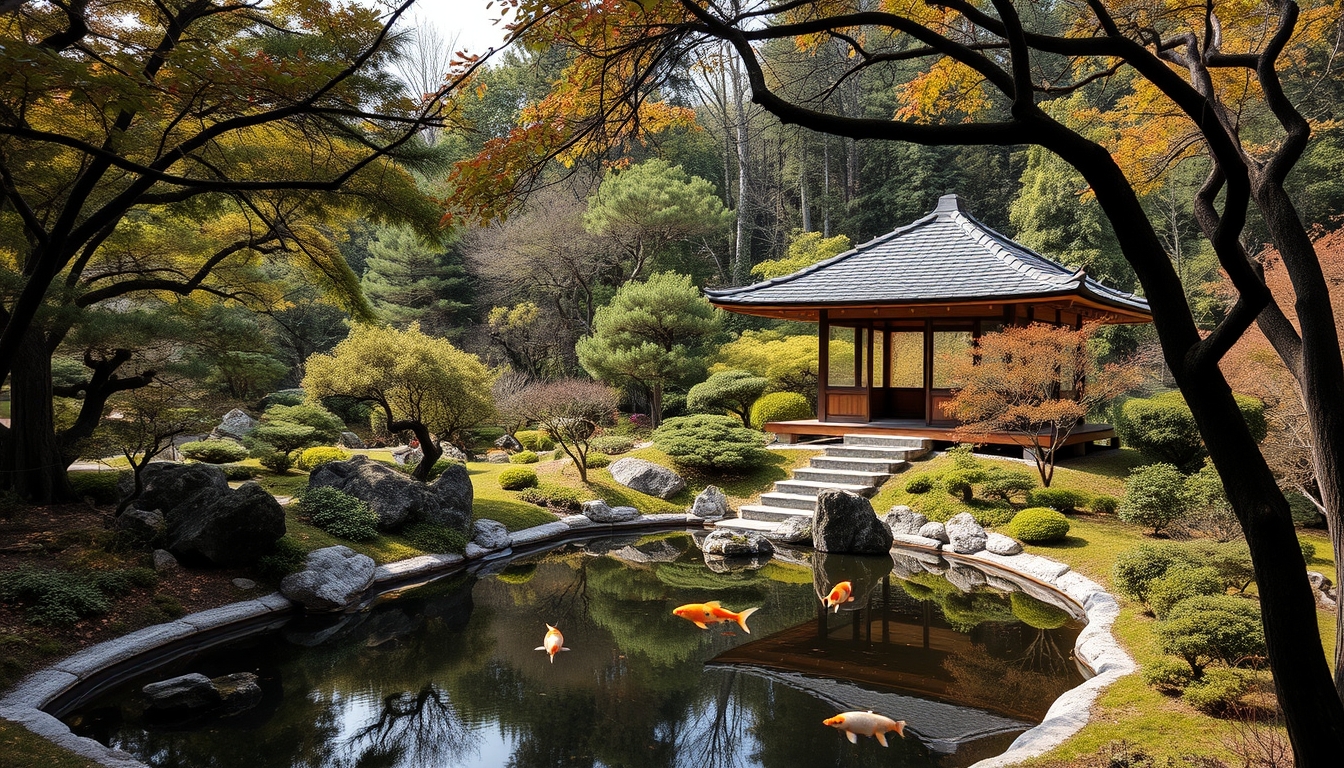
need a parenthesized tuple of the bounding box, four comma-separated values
(818, 310, 829, 421)
(923, 319, 934, 424)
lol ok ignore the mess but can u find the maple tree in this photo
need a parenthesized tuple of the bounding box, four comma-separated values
(451, 0, 1344, 756)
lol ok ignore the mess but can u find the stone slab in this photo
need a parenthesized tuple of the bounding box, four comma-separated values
(1, 705, 150, 767)
(464, 542, 490, 559)
(892, 534, 943, 549)
(509, 522, 572, 547)
(374, 555, 445, 582)
(0, 669, 79, 709)
(51, 622, 196, 677)
(559, 515, 597, 528)
(176, 600, 273, 631)
(257, 592, 295, 612)
(970, 550, 1072, 582)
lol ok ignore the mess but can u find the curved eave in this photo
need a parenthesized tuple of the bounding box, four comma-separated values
(709, 289, 1152, 325)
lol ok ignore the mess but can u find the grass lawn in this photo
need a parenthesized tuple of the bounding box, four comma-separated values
(0, 720, 97, 768)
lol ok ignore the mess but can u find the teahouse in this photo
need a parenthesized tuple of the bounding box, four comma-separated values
(706, 194, 1151, 448)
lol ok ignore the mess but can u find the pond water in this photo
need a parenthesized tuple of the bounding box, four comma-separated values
(65, 533, 1085, 768)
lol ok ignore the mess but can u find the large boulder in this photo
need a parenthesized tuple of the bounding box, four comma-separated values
(944, 513, 989, 554)
(120, 462, 229, 517)
(767, 516, 813, 545)
(884, 506, 928, 537)
(213, 408, 258, 440)
(143, 673, 220, 712)
(115, 507, 165, 543)
(812, 489, 894, 555)
(338, 431, 366, 449)
(701, 530, 775, 557)
(281, 546, 376, 611)
(495, 434, 524, 452)
(307, 455, 471, 533)
(472, 519, 511, 550)
(689, 485, 729, 519)
(609, 458, 685, 499)
(581, 500, 640, 523)
(212, 672, 263, 715)
(164, 482, 286, 566)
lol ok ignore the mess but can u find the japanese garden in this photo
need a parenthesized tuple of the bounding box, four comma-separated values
(1, 1, 1342, 767)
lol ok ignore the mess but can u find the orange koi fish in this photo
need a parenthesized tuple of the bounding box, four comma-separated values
(823, 581, 854, 613)
(534, 624, 570, 663)
(823, 711, 907, 747)
(672, 601, 760, 634)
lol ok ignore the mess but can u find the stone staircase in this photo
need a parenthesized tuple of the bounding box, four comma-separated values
(716, 434, 932, 533)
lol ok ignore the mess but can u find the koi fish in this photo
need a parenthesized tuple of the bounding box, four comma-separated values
(823, 711, 906, 747)
(672, 601, 760, 634)
(534, 624, 570, 663)
(823, 581, 854, 613)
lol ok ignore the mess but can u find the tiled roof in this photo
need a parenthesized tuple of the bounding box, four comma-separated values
(706, 194, 1149, 316)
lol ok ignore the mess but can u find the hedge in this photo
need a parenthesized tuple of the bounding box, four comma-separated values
(1006, 508, 1070, 543)
(296, 446, 350, 471)
(180, 440, 249, 464)
(499, 467, 539, 490)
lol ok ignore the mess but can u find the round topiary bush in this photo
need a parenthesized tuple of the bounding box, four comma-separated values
(980, 467, 1038, 501)
(1091, 495, 1119, 514)
(749, 392, 812, 430)
(1010, 592, 1071, 630)
(515, 430, 555, 452)
(296, 446, 350, 471)
(1119, 462, 1189, 534)
(653, 414, 771, 471)
(298, 486, 379, 542)
(499, 466, 539, 490)
(1026, 487, 1091, 513)
(904, 475, 934, 494)
(590, 434, 635, 455)
(1143, 658, 1197, 694)
(1156, 595, 1265, 675)
(585, 452, 611, 469)
(1112, 543, 1196, 606)
(180, 440, 249, 464)
(1147, 565, 1225, 619)
(1006, 507, 1071, 543)
(1119, 391, 1265, 471)
(940, 470, 976, 503)
(222, 464, 258, 481)
(509, 450, 540, 465)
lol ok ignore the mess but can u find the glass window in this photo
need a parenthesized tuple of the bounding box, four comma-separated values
(888, 331, 924, 388)
(932, 331, 974, 388)
(872, 330, 884, 388)
(827, 326, 857, 387)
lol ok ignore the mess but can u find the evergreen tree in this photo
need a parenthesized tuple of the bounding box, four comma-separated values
(360, 225, 471, 338)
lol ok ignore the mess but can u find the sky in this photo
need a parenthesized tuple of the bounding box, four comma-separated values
(398, 1, 512, 56)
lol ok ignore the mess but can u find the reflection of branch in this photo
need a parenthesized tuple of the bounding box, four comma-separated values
(675, 671, 749, 768)
(1020, 629, 1070, 675)
(348, 684, 474, 765)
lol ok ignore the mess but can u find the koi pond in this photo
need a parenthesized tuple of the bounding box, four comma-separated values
(64, 532, 1086, 768)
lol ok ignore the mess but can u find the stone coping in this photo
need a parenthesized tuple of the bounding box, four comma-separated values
(0, 514, 1132, 768)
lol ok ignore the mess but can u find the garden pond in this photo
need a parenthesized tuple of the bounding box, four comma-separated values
(62, 532, 1086, 768)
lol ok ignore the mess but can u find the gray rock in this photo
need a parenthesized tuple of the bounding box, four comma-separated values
(212, 672, 262, 714)
(143, 673, 220, 711)
(559, 514, 594, 528)
(689, 485, 730, 519)
(945, 564, 988, 592)
(281, 546, 376, 611)
(495, 434, 524, 452)
(440, 444, 468, 463)
(812, 489, 893, 555)
(165, 482, 286, 566)
(472, 519, 511, 550)
(985, 532, 1024, 556)
(231, 578, 257, 590)
(944, 512, 988, 554)
(609, 538, 686, 565)
(884, 506, 928, 536)
(704, 553, 770, 573)
(464, 542, 490, 559)
(609, 458, 685, 499)
(307, 455, 472, 533)
(115, 508, 164, 542)
(120, 462, 229, 517)
(338, 431, 366, 449)
(581, 500, 640, 523)
(486, 452, 510, 464)
(767, 516, 813, 544)
(152, 549, 181, 573)
(1308, 571, 1332, 592)
(214, 408, 258, 440)
(918, 521, 949, 544)
(701, 529, 775, 557)
(893, 533, 944, 549)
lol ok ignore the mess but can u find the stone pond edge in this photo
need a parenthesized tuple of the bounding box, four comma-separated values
(0, 515, 1133, 768)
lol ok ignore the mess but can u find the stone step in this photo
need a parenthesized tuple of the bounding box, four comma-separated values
(738, 505, 815, 523)
(842, 434, 933, 450)
(824, 445, 921, 461)
(791, 467, 891, 486)
(713, 517, 784, 533)
(808, 455, 910, 473)
(773, 479, 876, 497)
(758, 492, 822, 510)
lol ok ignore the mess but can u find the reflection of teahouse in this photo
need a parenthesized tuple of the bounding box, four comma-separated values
(705, 194, 1151, 449)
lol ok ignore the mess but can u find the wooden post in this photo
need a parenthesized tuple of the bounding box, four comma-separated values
(818, 309, 829, 421)
(923, 319, 934, 424)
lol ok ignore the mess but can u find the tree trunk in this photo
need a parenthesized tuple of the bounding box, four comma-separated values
(1, 328, 72, 503)
(822, 136, 831, 237)
(390, 418, 442, 482)
(729, 59, 751, 286)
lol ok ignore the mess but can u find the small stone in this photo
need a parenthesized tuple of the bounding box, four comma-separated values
(1308, 571, 1332, 592)
(472, 519, 511, 550)
(231, 578, 257, 590)
(701, 530, 774, 557)
(767, 517, 813, 544)
(581, 500, 640, 523)
(464, 542, 490, 559)
(689, 485, 729, 519)
(917, 521, 949, 544)
(153, 549, 181, 573)
(143, 673, 220, 711)
(211, 672, 262, 715)
(486, 451, 510, 464)
(609, 458, 685, 499)
(884, 506, 928, 537)
(893, 533, 943, 549)
(944, 512, 988, 554)
(214, 409, 258, 440)
(338, 431, 366, 449)
(985, 532, 1024, 556)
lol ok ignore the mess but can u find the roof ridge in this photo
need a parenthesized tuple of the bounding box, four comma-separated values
(948, 209, 1079, 288)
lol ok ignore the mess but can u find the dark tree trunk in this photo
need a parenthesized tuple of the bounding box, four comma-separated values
(1, 329, 71, 503)
(390, 418, 442, 482)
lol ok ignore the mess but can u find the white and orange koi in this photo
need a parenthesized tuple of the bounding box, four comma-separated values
(672, 601, 760, 634)
(823, 711, 907, 747)
(822, 581, 854, 613)
(534, 624, 570, 663)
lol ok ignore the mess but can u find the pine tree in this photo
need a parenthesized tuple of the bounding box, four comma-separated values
(360, 225, 471, 338)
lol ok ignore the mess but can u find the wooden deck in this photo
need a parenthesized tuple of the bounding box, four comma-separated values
(765, 418, 1117, 450)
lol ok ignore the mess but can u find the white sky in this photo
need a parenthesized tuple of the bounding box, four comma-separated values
(397, 0, 512, 56)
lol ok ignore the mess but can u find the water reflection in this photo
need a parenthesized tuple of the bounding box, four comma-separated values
(67, 535, 1083, 768)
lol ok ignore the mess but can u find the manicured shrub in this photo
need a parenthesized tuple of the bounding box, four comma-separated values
(222, 464, 258, 481)
(252, 403, 345, 455)
(518, 482, 583, 512)
(1181, 668, 1249, 715)
(749, 391, 812, 430)
(904, 475, 934, 494)
(499, 467, 539, 490)
(1091, 495, 1119, 515)
(1143, 658, 1197, 694)
(653, 414, 770, 471)
(1010, 592, 1071, 630)
(1180, 540, 1255, 593)
(1156, 595, 1265, 675)
(255, 537, 308, 581)
(400, 522, 467, 554)
(980, 467, 1038, 501)
(586, 453, 612, 469)
(1006, 508, 1071, 543)
(509, 450, 540, 465)
(1119, 391, 1265, 471)
(1147, 566, 1225, 619)
(257, 449, 293, 474)
(590, 435, 636, 455)
(298, 486, 379, 541)
(1112, 543, 1196, 606)
(296, 446, 350, 471)
(68, 471, 126, 505)
(515, 430, 555, 452)
(1118, 463, 1189, 534)
(180, 440, 249, 464)
(687, 369, 769, 425)
(0, 566, 152, 628)
(1026, 487, 1091, 513)
(941, 470, 976, 503)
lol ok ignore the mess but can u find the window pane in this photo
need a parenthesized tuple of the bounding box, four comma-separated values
(827, 326, 856, 387)
(872, 330, 884, 388)
(889, 331, 924, 388)
(932, 331, 974, 388)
